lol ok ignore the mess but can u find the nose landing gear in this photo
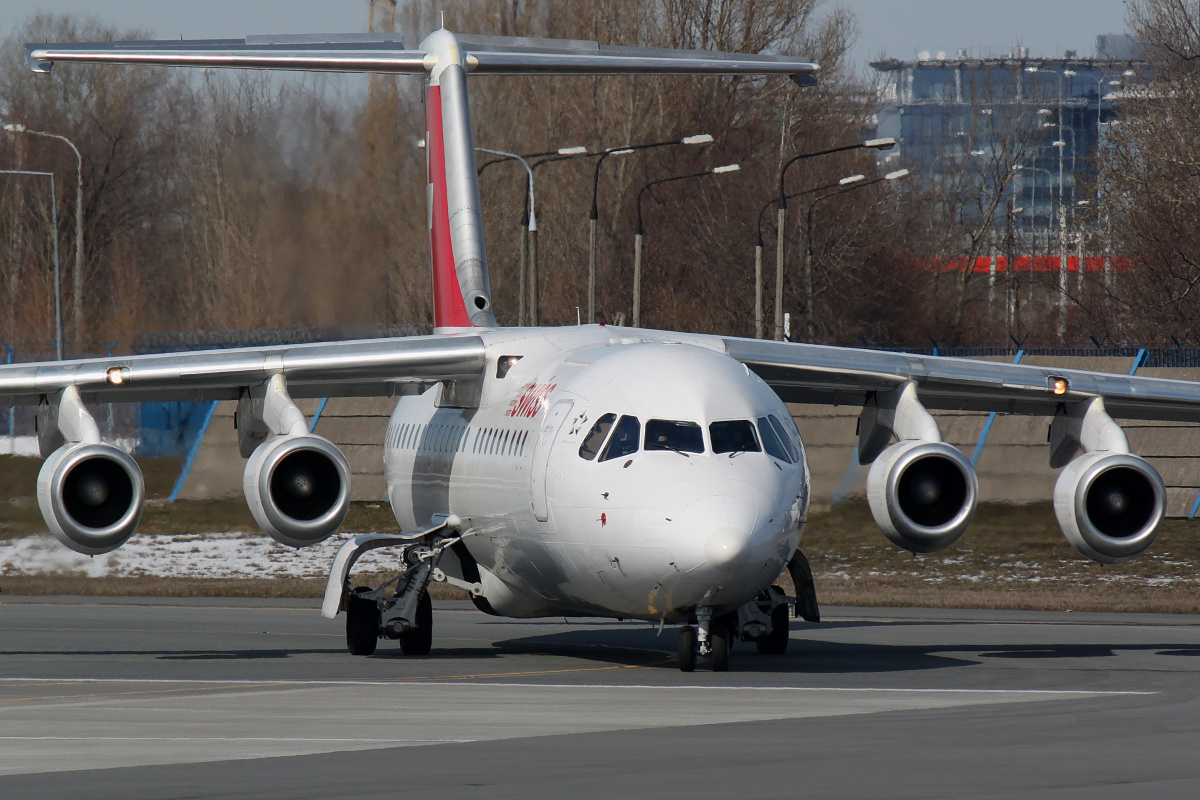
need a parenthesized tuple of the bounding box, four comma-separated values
(677, 606, 734, 672)
(676, 548, 820, 672)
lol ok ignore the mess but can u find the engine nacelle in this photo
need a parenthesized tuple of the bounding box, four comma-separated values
(37, 443, 145, 555)
(1054, 452, 1165, 564)
(867, 440, 978, 554)
(243, 434, 351, 548)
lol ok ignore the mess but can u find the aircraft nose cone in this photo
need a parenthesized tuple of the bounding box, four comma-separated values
(705, 526, 754, 573)
(676, 494, 762, 575)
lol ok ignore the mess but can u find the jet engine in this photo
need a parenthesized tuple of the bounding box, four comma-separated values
(37, 443, 145, 555)
(243, 434, 351, 548)
(866, 440, 978, 554)
(1054, 452, 1165, 564)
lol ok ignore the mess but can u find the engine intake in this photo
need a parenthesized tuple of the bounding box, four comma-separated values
(37, 443, 145, 555)
(244, 434, 351, 548)
(867, 440, 978, 554)
(1054, 452, 1164, 564)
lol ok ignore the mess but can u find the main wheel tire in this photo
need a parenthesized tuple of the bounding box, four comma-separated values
(678, 625, 697, 672)
(398, 590, 433, 656)
(756, 603, 790, 655)
(346, 587, 379, 656)
(710, 621, 732, 672)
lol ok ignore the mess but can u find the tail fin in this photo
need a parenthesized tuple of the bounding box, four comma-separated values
(422, 30, 497, 330)
(27, 32, 818, 332)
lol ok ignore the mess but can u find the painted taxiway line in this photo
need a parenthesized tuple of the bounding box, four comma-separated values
(0, 677, 1154, 695)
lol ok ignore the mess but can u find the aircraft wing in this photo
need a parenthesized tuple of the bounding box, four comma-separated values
(0, 335, 487, 407)
(723, 337, 1200, 423)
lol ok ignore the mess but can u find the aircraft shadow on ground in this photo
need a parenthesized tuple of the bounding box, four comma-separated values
(457, 626, 1200, 674)
(7, 626, 1200, 670)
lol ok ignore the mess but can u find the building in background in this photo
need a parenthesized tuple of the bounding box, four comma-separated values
(872, 38, 1143, 237)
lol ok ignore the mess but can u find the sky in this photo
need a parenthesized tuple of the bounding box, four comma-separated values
(0, 0, 1133, 74)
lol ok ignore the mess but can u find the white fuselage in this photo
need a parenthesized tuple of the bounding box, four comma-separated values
(383, 326, 810, 623)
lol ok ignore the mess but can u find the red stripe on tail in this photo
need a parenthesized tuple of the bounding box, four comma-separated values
(427, 85, 473, 328)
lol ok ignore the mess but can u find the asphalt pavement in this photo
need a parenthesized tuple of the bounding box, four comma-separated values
(1, 597, 1199, 798)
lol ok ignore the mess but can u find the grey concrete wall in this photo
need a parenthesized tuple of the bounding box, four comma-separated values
(176, 357, 1200, 517)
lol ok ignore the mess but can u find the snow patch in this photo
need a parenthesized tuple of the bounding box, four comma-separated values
(0, 532, 402, 580)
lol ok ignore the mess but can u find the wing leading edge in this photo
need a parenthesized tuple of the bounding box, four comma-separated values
(0, 335, 487, 406)
(724, 337, 1200, 423)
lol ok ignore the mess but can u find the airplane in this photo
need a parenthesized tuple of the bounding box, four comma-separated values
(2, 28, 1192, 672)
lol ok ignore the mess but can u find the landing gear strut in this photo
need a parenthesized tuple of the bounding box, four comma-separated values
(677, 606, 733, 672)
(323, 517, 484, 658)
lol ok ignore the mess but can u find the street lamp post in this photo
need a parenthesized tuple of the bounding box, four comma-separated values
(476, 147, 536, 325)
(4, 124, 82, 351)
(0, 169, 62, 359)
(588, 134, 713, 324)
(803, 169, 909, 342)
(632, 164, 740, 328)
(773, 137, 896, 341)
(524, 149, 595, 326)
(755, 174, 866, 339)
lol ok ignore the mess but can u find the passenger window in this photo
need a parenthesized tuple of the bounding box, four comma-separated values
(768, 414, 801, 463)
(710, 420, 761, 454)
(645, 420, 704, 454)
(579, 413, 617, 460)
(600, 416, 640, 462)
(757, 417, 792, 463)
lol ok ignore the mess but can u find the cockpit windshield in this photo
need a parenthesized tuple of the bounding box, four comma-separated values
(757, 416, 794, 463)
(710, 420, 761, 454)
(645, 419, 705, 454)
(599, 415, 641, 462)
(579, 413, 616, 461)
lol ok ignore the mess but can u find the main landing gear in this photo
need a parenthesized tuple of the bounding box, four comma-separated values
(676, 549, 820, 672)
(323, 516, 484, 657)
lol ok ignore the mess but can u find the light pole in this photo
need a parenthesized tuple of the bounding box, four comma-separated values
(478, 145, 588, 325)
(477, 147, 536, 325)
(755, 174, 865, 339)
(4, 123, 82, 351)
(773, 137, 896, 340)
(0, 168, 62, 359)
(588, 133, 712, 323)
(803, 169, 909, 342)
(632, 164, 740, 328)
(524, 149, 598, 326)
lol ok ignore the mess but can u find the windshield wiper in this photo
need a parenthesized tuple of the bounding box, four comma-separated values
(650, 444, 691, 457)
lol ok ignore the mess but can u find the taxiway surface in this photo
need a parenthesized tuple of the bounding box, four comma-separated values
(1, 597, 1199, 798)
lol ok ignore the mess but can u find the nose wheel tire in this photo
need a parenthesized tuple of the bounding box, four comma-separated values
(346, 587, 379, 656)
(398, 590, 433, 656)
(756, 603, 790, 655)
(678, 625, 697, 672)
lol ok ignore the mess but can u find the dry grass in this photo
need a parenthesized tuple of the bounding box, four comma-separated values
(791, 500, 1200, 614)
